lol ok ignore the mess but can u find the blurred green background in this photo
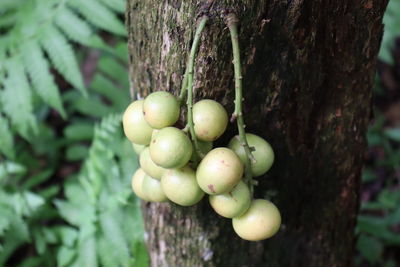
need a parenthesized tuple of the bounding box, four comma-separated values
(0, 0, 399, 266)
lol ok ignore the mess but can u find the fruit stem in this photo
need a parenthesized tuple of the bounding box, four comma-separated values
(178, 16, 208, 105)
(226, 13, 255, 194)
(185, 16, 208, 162)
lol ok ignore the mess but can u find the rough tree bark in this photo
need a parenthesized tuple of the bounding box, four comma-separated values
(126, 1, 388, 266)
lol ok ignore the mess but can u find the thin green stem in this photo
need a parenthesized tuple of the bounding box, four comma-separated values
(185, 16, 208, 163)
(178, 16, 208, 105)
(226, 14, 255, 194)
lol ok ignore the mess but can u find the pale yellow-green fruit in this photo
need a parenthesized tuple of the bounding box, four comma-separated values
(132, 143, 146, 155)
(142, 174, 168, 202)
(161, 165, 204, 206)
(122, 100, 153, 145)
(139, 147, 165, 180)
(209, 180, 251, 218)
(232, 199, 281, 241)
(150, 127, 193, 169)
(193, 99, 228, 141)
(130, 168, 149, 200)
(228, 133, 275, 177)
(196, 147, 244, 195)
(143, 91, 180, 129)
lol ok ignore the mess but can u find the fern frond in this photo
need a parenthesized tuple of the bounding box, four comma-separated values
(55, 6, 99, 48)
(0, 56, 37, 139)
(21, 40, 66, 118)
(98, 0, 126, 14)
(0, 114, 15, 159)
(68, 0, 127, 36)
(40, 25, 87, 96)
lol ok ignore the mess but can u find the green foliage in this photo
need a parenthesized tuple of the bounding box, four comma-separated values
(0, 0, 149, 266)
(0, 0, 126, 141)
(379, 0, 400, 65)
(356, 115, 400, 264)
(54, 115, 148, 267)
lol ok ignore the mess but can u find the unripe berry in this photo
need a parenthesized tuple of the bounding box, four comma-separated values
(193, 99, 228, 141)
(131, 168, 149, 200)
(139, 147, 165, 180)
(229, 133, 274, 177)
(143, 91, 180, 129)
(150, 127, 192, 169)
(122, 100, 153, 145)
(232, 199, 281, 241)
(142, 174, 168, 202)
(209, 180, 251, 218)
(196, 147, 243, 195)
(161, 165, 204, 206)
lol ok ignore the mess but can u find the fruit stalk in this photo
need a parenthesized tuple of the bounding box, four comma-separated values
(185, 16, 208, 162)
(226, 13, 255, 193)
(178, 16, 208, 104)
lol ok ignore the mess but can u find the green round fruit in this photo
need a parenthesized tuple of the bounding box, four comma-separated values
(139, 147, 165, 180)
(143, 91, 180, 129)
(193, 99, 228, 141)
(161, 165, 204, 206)
(209, 180, 251, 218)
(131, 168, 149, 200)
(150, 127, 192, 169)
(232, 199, 281, 241)
(122, 100, 153, 145)
(228, 133, 274, 177)
(142, 174, 168, 202)
(196, 147, 244, 195)
(132, 143, 146, 155)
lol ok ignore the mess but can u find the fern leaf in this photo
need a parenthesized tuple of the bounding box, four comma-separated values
(98, 0, 126, 14)
(21, 40, 66, 118)
(55, 6, 100, 48)
(0, 56, 37, 138)
(0, 115, 15, 159)
(40, 25, 87, 96)
(68, 0, 126, 36)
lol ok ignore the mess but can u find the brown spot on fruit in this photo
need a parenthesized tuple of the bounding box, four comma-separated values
(208, 184, 216, 193)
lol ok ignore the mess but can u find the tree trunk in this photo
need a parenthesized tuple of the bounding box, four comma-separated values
(126, 1, 388, 266)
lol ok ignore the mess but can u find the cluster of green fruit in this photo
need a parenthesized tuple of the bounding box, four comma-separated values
(123, 91, 281, 241)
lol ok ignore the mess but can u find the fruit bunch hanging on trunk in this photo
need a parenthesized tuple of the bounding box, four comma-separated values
(122, 14, 281, 241)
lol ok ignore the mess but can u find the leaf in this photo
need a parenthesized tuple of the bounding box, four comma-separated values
(72, 95, 113, 117)
(357, 234, 383, 263)
(0, 111, 14, 159)
(77, 233, 97, 267)
(64, 122, 94, 141)
(55, 5, 106, 49)
(40, 25, 86, 96)
(58, 227, 78, 247)
(1, 57, 37, 138)
(0, 161, 27, 181)
(55, 6, 92, 43)
(57, 246, 76, 267)
(98, 0, 126, 13)
(66, 144, 88, 161)
(384, 128, 400, 142)
(362, 168, 377, 182)
(21, 40, 66, 118)
(90, 74, 130, 110)
(99, 211, 131, 267)
(68, 0, 127, 36)
(98, 56, 129, 88)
